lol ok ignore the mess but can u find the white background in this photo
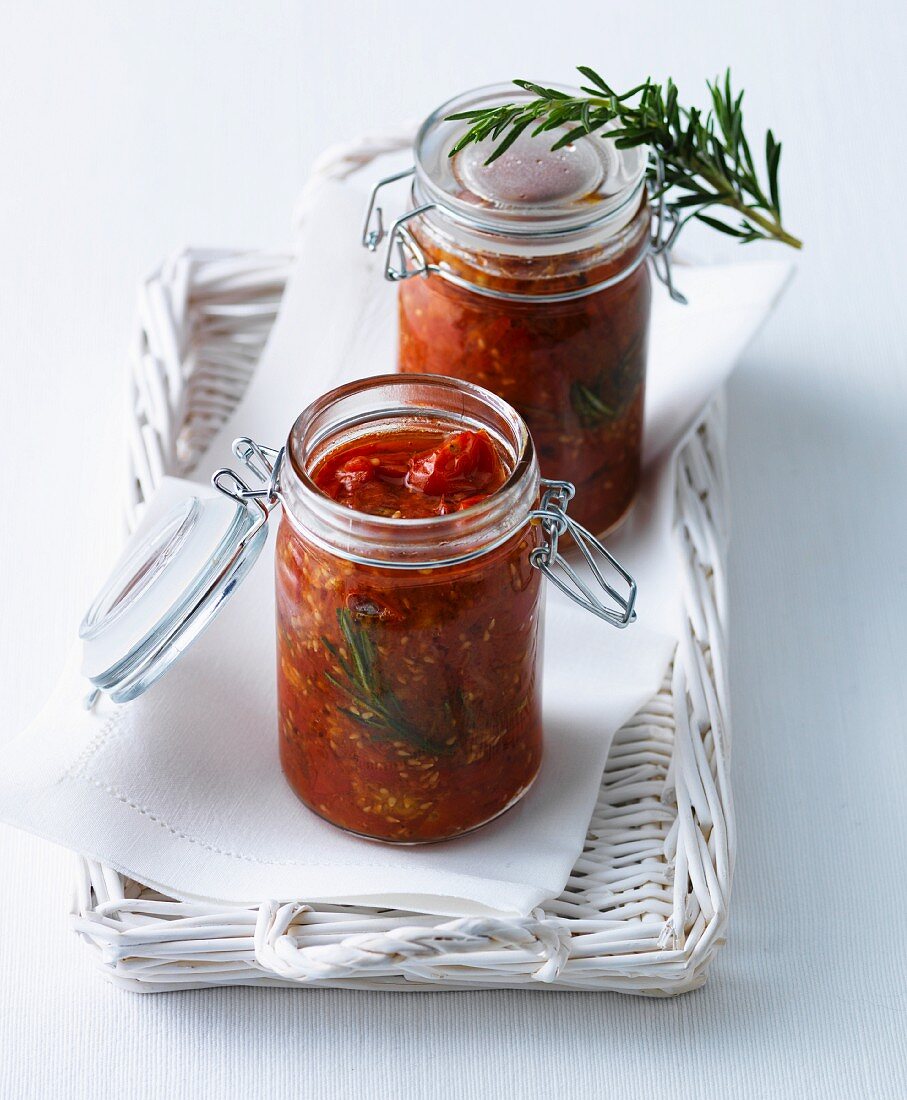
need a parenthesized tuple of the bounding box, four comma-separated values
(1, 2, 905, 1098)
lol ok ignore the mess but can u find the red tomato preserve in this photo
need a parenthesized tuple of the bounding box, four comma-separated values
(398, 216, 650, 536)
(275, 393, 545, 843)
(315, 428, 508, 517)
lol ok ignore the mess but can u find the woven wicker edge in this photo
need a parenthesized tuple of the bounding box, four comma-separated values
(71, 137, 734, 996)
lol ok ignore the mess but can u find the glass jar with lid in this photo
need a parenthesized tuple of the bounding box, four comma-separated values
(363, 84, 681, 537)
(79, 375, 637, 844)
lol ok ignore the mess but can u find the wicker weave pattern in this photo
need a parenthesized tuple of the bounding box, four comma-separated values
(73, 140, 734, 995)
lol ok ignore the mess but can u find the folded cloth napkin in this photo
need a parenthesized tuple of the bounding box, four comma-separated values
(0, 172, 791, 918)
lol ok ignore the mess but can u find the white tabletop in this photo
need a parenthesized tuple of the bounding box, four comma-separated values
(2, 3, 905, 1098)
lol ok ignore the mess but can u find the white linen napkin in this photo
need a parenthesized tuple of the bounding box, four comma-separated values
(0, 174, 791, 918)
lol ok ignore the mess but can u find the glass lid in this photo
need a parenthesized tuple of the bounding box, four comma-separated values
(80, 488, 268, 703)
(414, 83, 648, 237)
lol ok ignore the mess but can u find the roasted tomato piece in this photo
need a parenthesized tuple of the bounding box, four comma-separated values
(334, 455, 375, 494)
(406, 430, 500, 496)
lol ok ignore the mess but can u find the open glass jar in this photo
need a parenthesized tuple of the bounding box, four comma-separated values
(363, 84, 682, 537)
(80, 375, 637, 844)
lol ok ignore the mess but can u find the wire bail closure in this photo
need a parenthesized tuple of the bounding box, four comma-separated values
(648, 152, 687, 305)
(212, 437, 285, 537)
(362, 154, 686, 304)
(361, 167, 434, 283)
(529, 479, 637, 628)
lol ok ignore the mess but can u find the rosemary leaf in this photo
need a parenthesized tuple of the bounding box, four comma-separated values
(695, 212, 753, 238)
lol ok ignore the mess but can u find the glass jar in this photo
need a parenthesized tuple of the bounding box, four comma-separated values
(275, 374, 545, 842)
(363, 84, 669, 537)
(79, 375, 637, 845)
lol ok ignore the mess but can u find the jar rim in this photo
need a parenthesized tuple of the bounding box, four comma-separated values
(280, 374, 541, 568)
(414, 82, 649, 241)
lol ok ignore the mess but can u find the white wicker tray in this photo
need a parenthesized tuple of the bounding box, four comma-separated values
(71, 144, 734, 996)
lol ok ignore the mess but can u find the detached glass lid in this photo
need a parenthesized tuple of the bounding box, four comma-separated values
(79, 488, 269, 704)
(414, 83, 648, 236)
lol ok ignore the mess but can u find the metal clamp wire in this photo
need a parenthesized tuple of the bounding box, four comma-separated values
(231, 437, 284, 505)
(529, 480, 637, 628)
(648, 152, 687, 304)
(362, 154, 688, 304)
(361, 166, 416, 251)
(212, 440, 284, 544)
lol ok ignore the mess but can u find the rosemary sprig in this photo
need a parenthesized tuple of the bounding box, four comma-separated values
(448, 68, 801, 251)
(323, 608, 442, 754)
(570, 380, 615, 427)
